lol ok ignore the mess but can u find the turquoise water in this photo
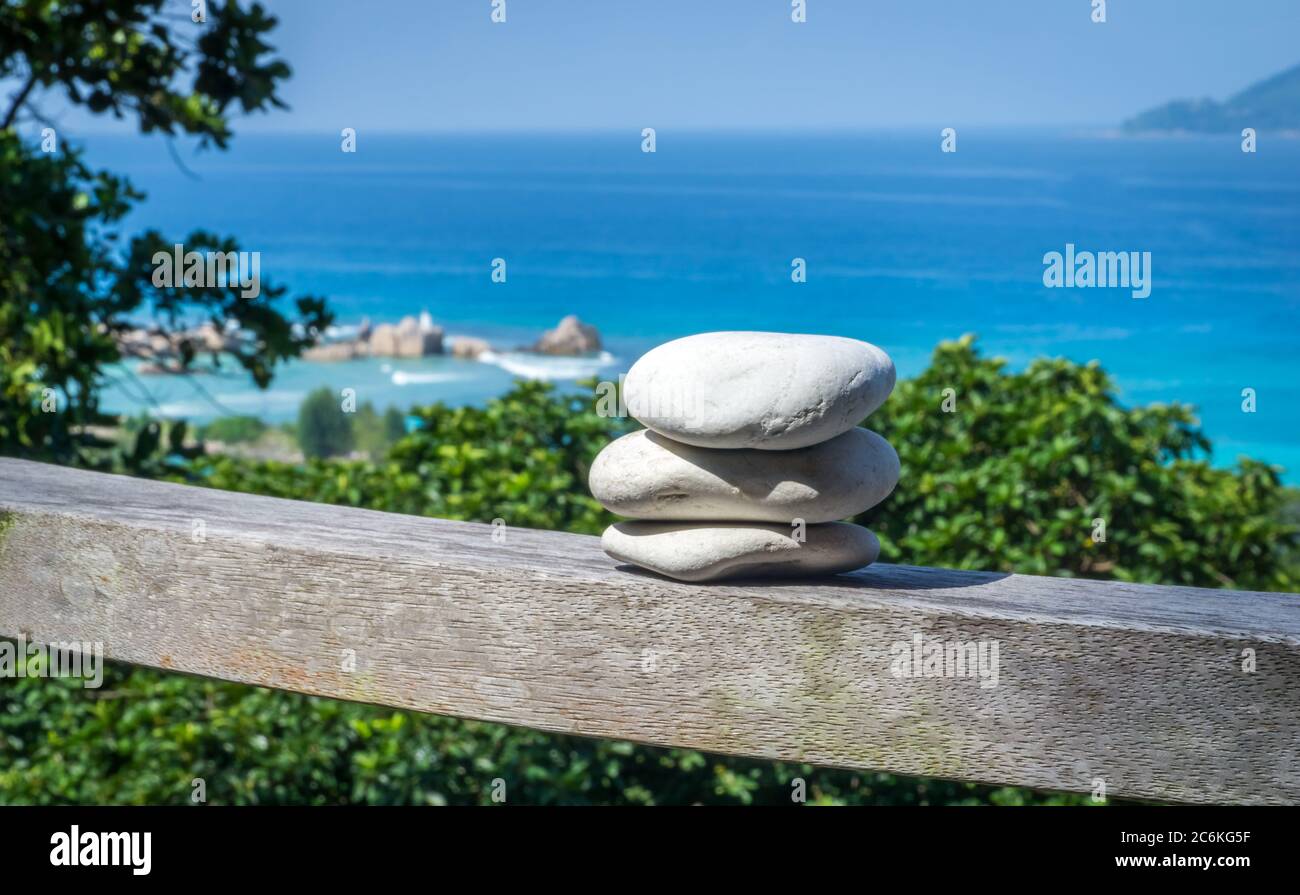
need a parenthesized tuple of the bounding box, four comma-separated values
(87, 131, 1300, 479)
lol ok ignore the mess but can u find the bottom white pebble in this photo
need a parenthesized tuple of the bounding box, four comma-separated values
(601, 521, 880, 583)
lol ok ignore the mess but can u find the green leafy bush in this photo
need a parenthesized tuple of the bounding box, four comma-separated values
(194, 380, 624, 534)
(861, 335, 1295, 592)
(2, 2, 321, 460)
(351, 402, 408, 460)
(198, 415, 267, 445)
(296, 387, 354, 459)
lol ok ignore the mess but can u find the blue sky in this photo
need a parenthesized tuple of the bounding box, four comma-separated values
(27, 0, 1300, 133)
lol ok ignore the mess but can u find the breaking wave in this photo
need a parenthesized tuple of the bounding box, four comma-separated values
(389, 370, 468, 386)
(476, 350, 617, 381)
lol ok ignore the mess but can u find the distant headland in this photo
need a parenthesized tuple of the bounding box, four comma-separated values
(1123, 62, 1300, 134)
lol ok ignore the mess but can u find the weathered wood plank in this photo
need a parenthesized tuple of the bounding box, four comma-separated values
(1, 457, 1297, 804)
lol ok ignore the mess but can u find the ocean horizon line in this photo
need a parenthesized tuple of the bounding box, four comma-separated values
(61, 123, 1132, 140)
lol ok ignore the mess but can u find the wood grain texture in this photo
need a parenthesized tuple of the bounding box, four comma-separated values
(1, 457, 1297, 804)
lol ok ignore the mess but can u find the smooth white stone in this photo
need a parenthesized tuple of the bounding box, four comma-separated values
(589, 427, 898, 523)
(601, 521, 880, 582)
(623, 331, 895, 450)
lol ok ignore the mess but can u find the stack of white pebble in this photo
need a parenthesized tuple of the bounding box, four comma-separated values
(588, 331, 899, 582)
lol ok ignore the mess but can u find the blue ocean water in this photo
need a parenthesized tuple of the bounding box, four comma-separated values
(85, 131, 1299, 479)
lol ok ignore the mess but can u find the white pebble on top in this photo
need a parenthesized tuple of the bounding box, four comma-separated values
(623, 331, 895, 451)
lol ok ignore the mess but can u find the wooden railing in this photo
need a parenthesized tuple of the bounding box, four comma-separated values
(1, 457, 1297, 804)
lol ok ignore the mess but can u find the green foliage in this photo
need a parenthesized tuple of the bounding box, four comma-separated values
(859, 336, 1295, 592)
(179, 381, 616, 529)
(350, 402, 407, 460)
(4, 341, 1293, 805)
(116, 414, 205, 477)
(384, 406, 407, 442)
(2, 0, 290, 144)
(198, 414, 266, 444)
(296, 387, 353, 460)
(191, 381, 621, 532)
(1281, 489, 1300, 578)
(0, 129, 137, 458)
(0, 2, 330, 465)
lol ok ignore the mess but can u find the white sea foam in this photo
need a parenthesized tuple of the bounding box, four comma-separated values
(477, 350, 616, 381)
(390, 371, 466, 386)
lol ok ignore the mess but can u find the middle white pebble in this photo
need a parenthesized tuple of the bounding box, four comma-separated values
(590, 427, 898, 524)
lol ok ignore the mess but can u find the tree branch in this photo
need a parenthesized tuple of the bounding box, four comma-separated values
(2, 73, 38, 130)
